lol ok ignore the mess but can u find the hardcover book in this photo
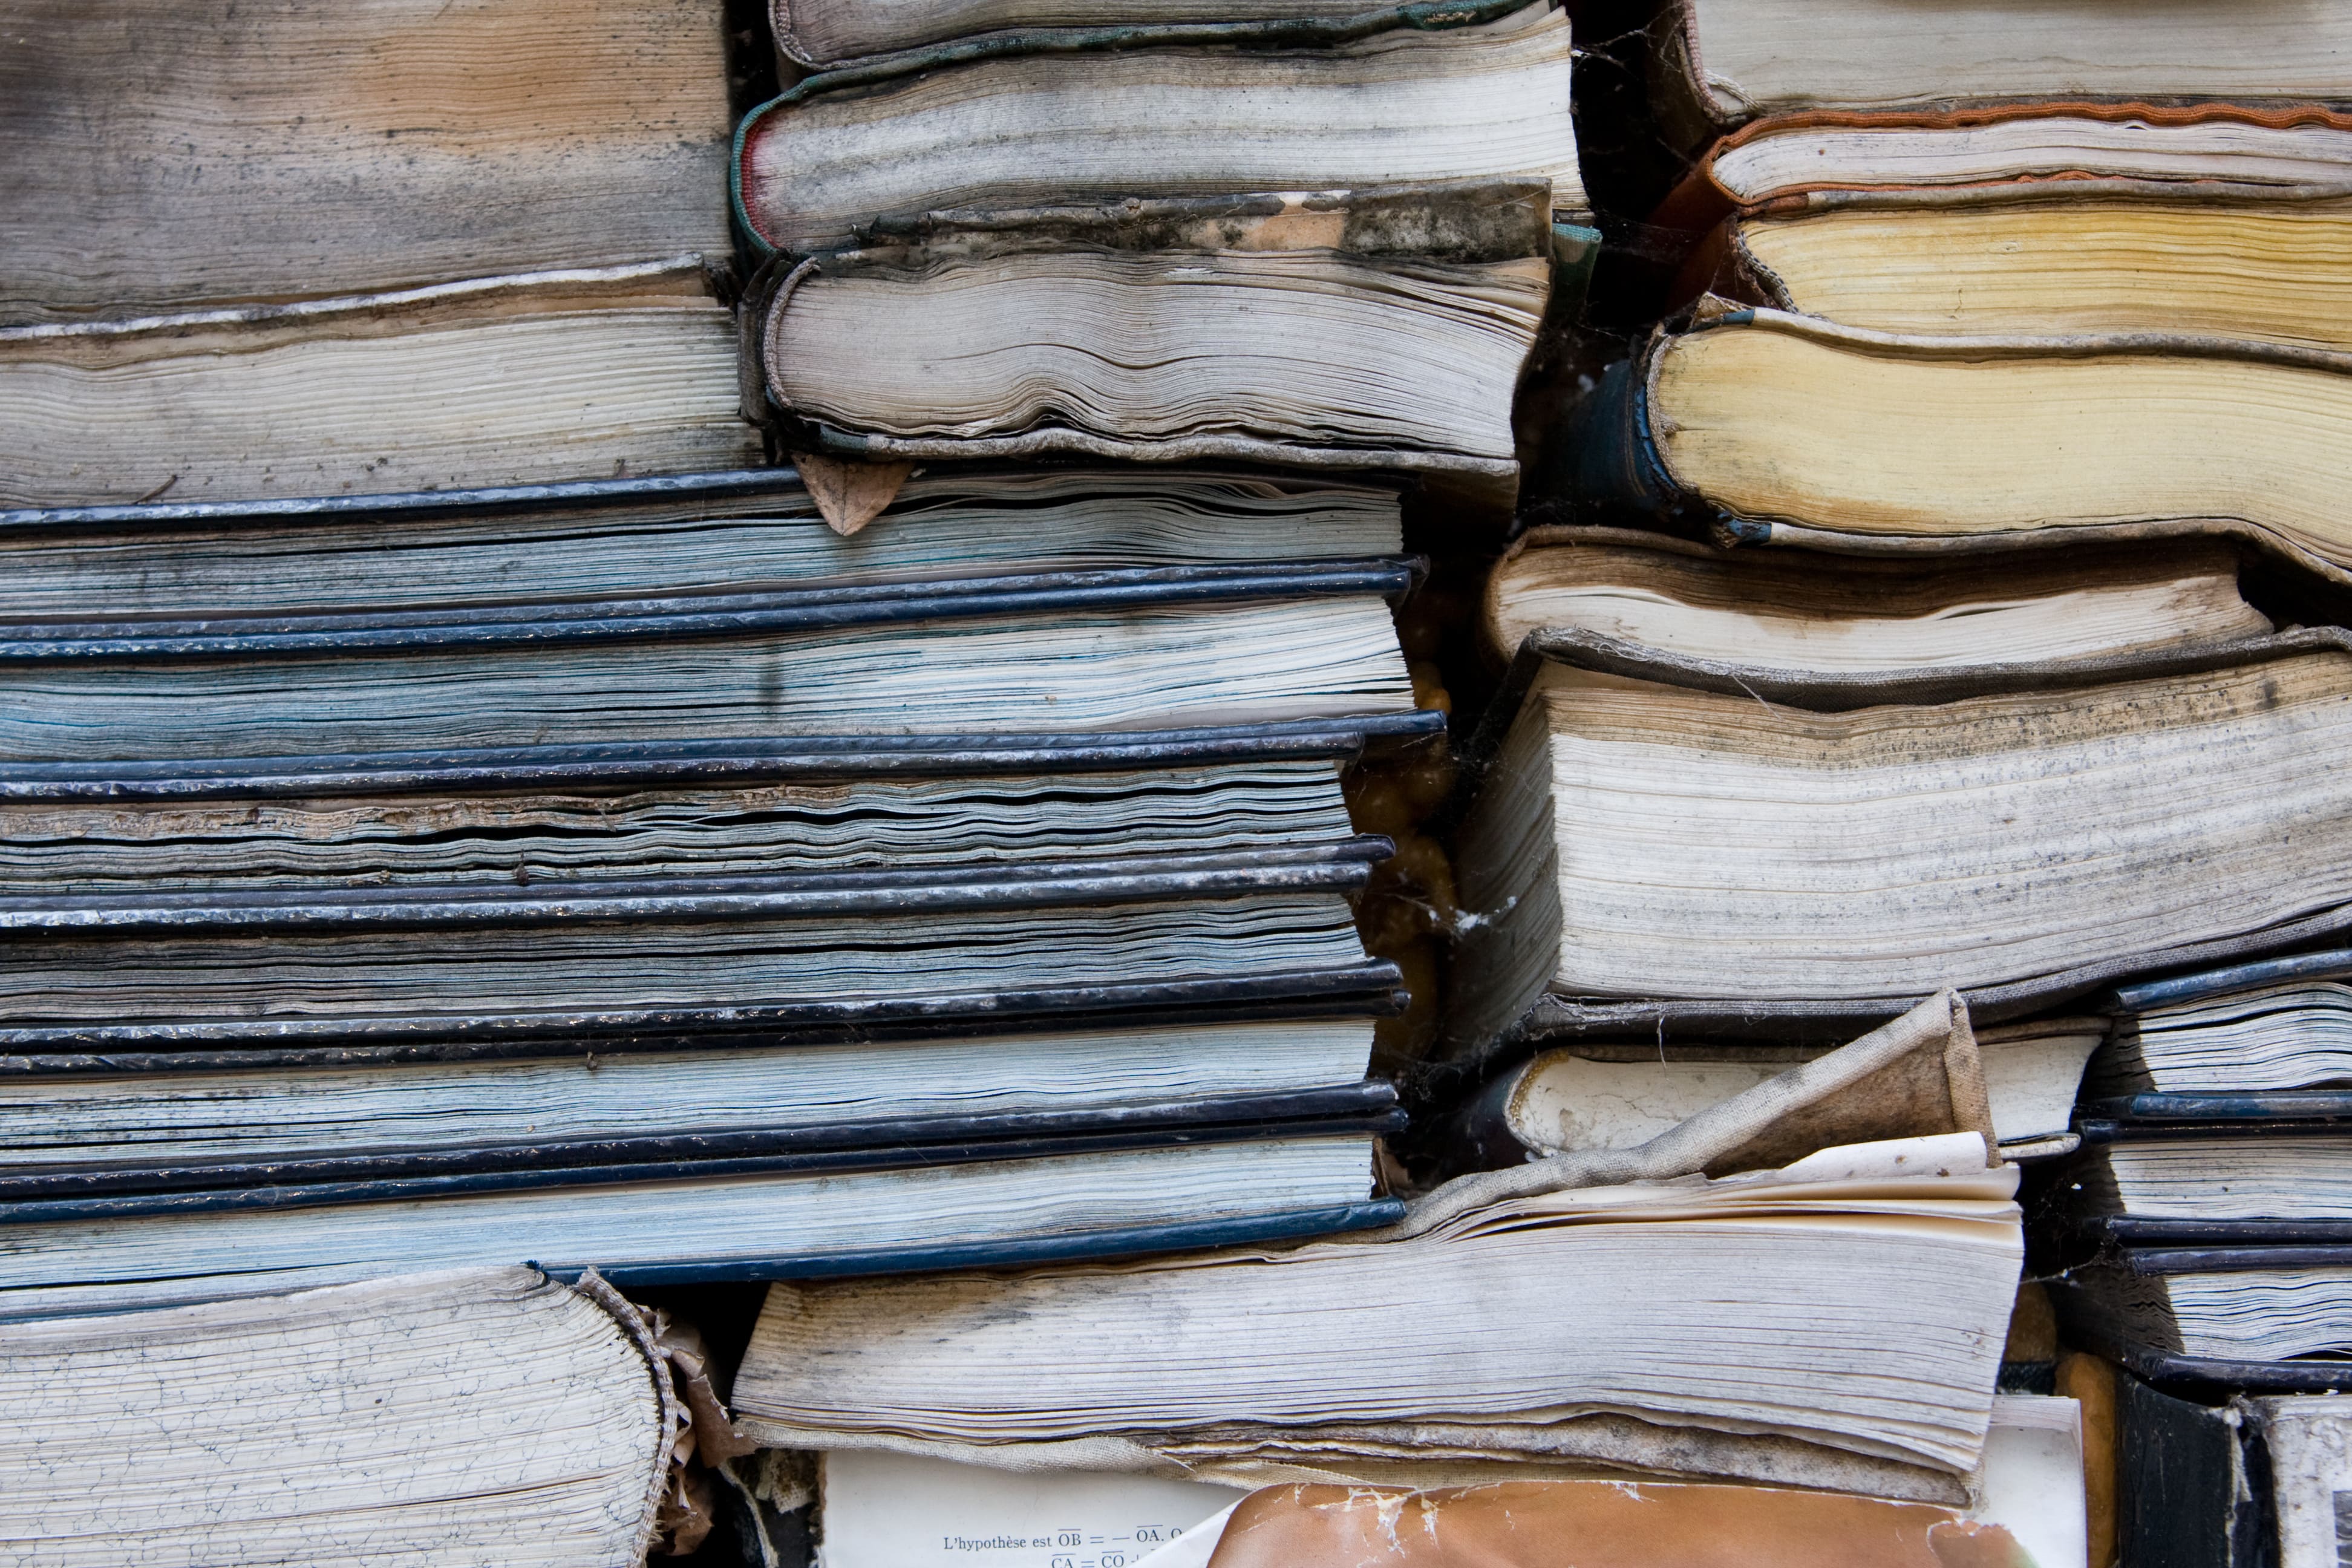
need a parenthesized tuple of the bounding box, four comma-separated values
(1557, 309, 2352, 583)
(1450, 631, 2352, 1042)
(753, 184, 1555, 479)
(732, 1, 1584, 256)
(1651, 0, 2352, 142)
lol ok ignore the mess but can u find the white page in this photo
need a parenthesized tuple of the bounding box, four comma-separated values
(818, 1450, 1244, 1568)
(1973, 1396, 2086, 1568)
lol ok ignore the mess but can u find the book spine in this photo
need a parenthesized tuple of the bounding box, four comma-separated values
(1532, 353, 1685, 514)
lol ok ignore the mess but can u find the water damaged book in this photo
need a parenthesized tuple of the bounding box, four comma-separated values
(1449, 532, 2352, 1046)
(0, 0, 756, 507)
(732, 0, 1584, 258)
(0, 465, 1439, 1318)
(750, 182, 1560, 479)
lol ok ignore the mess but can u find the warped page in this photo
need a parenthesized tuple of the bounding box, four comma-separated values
(0, 469, 1402, 619)
(733, 1139, 2021, 1492)
(1660, 0, 2352, 131)
(1484, 529, 2264, 670)
(735, 3, 1582, 255)
(0, 0, 731, 324)
(761, 186, 1550, 477)
(0, 1267, 668, 1566)
(0, 262, 757, 507)
(1451, 634, 2352, 1035)
(1565, 310, 2352, 576)
(0, 757, 1357, 889)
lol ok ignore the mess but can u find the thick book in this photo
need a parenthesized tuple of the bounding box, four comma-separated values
(1650, 0, 2352, 142)
(0, 562, 1417, 762)
(0, 1115, 1401, 1321)
(1, 1267, 676, 1564)
(0, 466, 1405, 619)
(1483, 528, 2266, 673)
(0, 0, 733, 325)
(732, 1131, 2020, 1503)
(2066, 1122, 2352, 1246)
(752, 183, 1555, 479)
(1450, 630, 2352, 1042)
(731, 2, 1584, 257)
(1553, 307, 2352, 580)
(1, 260, 759, 508)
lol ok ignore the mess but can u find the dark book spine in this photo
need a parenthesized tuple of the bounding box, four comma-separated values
(2120, 1373, 2273, 1568)
(1530, 354, 1683, 515)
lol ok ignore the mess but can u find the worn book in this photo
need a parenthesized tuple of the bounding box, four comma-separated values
(0, 466, 1405, 619)
(2089, 952, 2352, 1100)
(0, 1116, 1400, 1321)
(733, 996, 2020, 1501)
(1661, 108, 2352, 351)
(0, 261, 757, 508)
(1557, 307, 2352, 579)
(733, 1133, 2019, 1501)
(753, 185, 1554, 479)
(1483, 529, 2267, 672)
(2058, 1245, 2352, 1388)
(771, 0, 1515, 70)
(0, 561, 1416, 762)
(1, 1267, 675, 1564)
(0, 0, 733, 325)
(733, 2, 1583, 256)
(1451, 630, 2352, 1042)
(1449, 1016, 2101, 1171)
(2115, 1381, 2352, 1568)
(0, 843, 1396, 1041)
(1651, 0, 2352, 142)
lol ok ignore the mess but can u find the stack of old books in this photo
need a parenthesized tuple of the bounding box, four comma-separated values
(0, 0, 1499, 1328)
(0, 0, 1578, 1558)
(1469, 4, 2352, 1564)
